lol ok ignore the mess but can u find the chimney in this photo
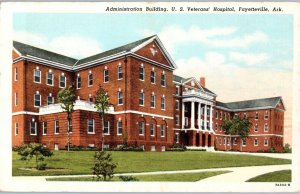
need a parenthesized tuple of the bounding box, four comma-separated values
(200, 77, 205, 87)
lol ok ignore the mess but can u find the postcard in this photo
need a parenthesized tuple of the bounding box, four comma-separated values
(0, 1, 299, 192)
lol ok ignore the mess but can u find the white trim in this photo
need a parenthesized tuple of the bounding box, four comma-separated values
(104, 121, 110, 135)
(150, 123, 155, 137)
(14, 92, 18, 106)
(59, 75, 67, 88)
(215, 133, 284, 137)
(138, 121, 145, 136)
(117, 121, 122, 135)
(87, 119, 95, 134)
(254, 138, 258, 146)
(27, 55, 73, 70)
(42, 121, 47, 135)
(34, 93, 41, 107)
(33, 68, 41, 84)
(46, 72, 54, 86)
(54, 120, 59, 134)
(216, 106, 275, 112)
(14, 67, 18, 81)
(30, 121, 37, 135)
(88, 72, 93, 87)
(103, 69, 109, 83)
(264, 138, 269, 146)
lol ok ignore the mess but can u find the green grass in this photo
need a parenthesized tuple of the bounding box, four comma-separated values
(247, 170, 291, 182)
(46, 171, 231, 182)
(12, 151, 291, 176)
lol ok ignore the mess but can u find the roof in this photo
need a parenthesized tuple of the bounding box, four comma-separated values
(216, 96, 284, 110)
(13, 41, 77, 67)
(173, 74, 216, 95)
(75, 35, 156, 66)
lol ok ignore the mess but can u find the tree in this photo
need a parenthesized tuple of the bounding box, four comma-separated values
(57, 86, 76, 152)
(221, 116, 252, 150)
(94, 85, 111, 151)
(91, 151, 117, 181)
(17, 143, 53, 170)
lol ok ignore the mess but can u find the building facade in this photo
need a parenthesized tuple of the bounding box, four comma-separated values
(12, 35, 285, 152)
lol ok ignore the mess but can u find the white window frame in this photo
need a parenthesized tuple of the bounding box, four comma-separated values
(47, 95, 54, 105)
(42, 121, 47, 135)
(233, 138, 237, 145)
(264, 139, 268, 146)
(34, 93, 41, 107)
(185, 117, 189, 126)
(254, 138, 258, 146)
(264, 111, 269, 120)
(243, 113, 247, 118)
(88, 72, 93, 86)
(175, 100, 179, 110)
(14, 92, 18, 106)
(15, 122, 18, 135)
(139, 65, 144, 81)
(117, 121, 122, 135)
(150, 70, 155, 84)
(118, 65, 123, 80)
(46, 72, 54, 86)
(54, 120, 59, 134)
(161, 73, 166, 87)
(59, 75, 66, 88)
(175, 133, 179, 143)
(161, 96, 166, 110)
(151, 145, 156, 151)
(139, 91, 144, 106)
(175, 85, 180, 95)
(160, 125, 165, 137)
(118, 91, 123, 105)
(254, 124, 258, 132)
(139, 121, 145, 136)
(14, 67, 18, 81)
(30, 121, 37, 135)
(104, 69, 109, 83)
(216, 111, 218, 119)
(87, 119, 95, 134)
(215, 123, 218, 131)
(151, 94, 155, 108)
(242, 139, 246, 147)
(264, 124, 268, 132)
(77, 75, 81, 89)
(34, 69, 41, 83)
(175, 115, 179, 126)
(150, 124, 155, 137)
(255, 112, 259, 120)
(104, 121, 110, 135)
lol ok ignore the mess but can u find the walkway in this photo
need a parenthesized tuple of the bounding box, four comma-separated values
(214, 151, 291, 160)
(13, 164, 291, 182)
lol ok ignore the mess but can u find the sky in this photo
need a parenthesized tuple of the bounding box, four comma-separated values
(13, 13, 293, 144)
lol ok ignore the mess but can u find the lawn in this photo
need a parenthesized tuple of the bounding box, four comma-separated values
(12, 151, 291, 176)
(247, 170, 291, 182)
(46, 171, 231, 182)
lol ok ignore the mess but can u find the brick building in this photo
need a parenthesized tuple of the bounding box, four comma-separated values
(12, 35, 285, 152)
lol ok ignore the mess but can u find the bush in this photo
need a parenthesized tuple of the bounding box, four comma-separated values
(186, 149, 206, 151)
(119, 175, 139, 181)
(37, 163, 47, 170)
(64, 145, 98, 151)
(166, 148, 185, 152)
(91, 151, 117, 181)
(283, 143, 292, 153)
(109, 144, 144, 152)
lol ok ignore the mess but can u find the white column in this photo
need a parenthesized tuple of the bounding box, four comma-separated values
(191, 101, 195, 129)
(210, 105, 213, 130)
(182, 102, 185, 129)
(197, 102, 201, 129)
(204, 104, 207, 130)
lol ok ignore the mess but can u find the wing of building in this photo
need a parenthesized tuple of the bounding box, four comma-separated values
(12, 35, 285, 152)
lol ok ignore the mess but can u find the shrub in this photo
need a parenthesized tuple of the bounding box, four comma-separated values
(109, 144, 144, 152)
(119, 175, 139, 181)
(283, 143, 292, 153)
(166, 148, 185, 152)
(37, 163, 47, 170)
(91, 151, 117, 181)
(269, 147, 277, 153)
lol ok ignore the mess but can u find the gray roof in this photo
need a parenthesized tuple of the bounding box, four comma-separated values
(75, 35, 156, 66)
(173, 74, 215, 95)
(216, 96, 283, 110)
(13, 41, 77, 67)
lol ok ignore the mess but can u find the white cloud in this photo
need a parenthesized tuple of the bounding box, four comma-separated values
(229, 52, 270, 66)
(14, 31, 102, 59)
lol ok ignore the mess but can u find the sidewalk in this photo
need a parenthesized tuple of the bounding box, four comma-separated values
(214, 151, 292, 160)
(12, 164, 291, 182)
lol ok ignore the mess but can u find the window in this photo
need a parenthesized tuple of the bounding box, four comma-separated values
(88, 94, 93, 103)
(104, 121, 110, 135)
(161, 146, 166, 152)
(254, 124, 258, 132)
(175, 133, 179, 143)
(216, 111, 218, 119)
(161, 96, 166, 110)
(30, 121, 37, 135)
(104, 69, 109, 83)
(233, 138, 237, 145)
(223, 138, 226, 145)
(175, 86, 180, 95)
(118, 91, 123, 105)
(54, 120, 59, 134)
(68, 120, 72, 133)
(60, 75, 66, 88)
(150, 69, 155, 84)
(242, 139, 246, 146)
(151, 145, 156, 151)
(175, 100, 179, 110)
(264, 139, 268, 146)
(264, 111, 269, 119)
(117, 121, 122, 135)
(215, 123, 218, 131)
(47, 95, 54, 105)
(151, 93, 155, 108)
(160, 125, 166, 137)
(47, 72, 54, 86)
(87, 119, 94, 134)
(139, 121, 144, 135)
(34, 93, 41, 107)
(243, 113, 247, 118)
(255, 112, 259, 120)
(14, 67, 18, 81)
(254, 139, 258, 146)
(264, 124, 268, 132)
(42, 122, 47, 135)
(175, 115, 179, 125)
(161, 73, 166, 87)
(139, 66, 144, 80)
(88, 72, 93, 86)
(220, 112, 222, 119)
(139, 91, 144, 106)
(34, 69, 41, 83)
(77, 75, 81, 89)
(15, 122, 18, 135)
(14, 93, 18, 106)
(223, 112, 225, 119)
(118, 65, 123, 79)
(185, 117, 189, 126)
(150, 124, 155, 136)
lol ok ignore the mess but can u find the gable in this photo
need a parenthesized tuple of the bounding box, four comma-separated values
(134, 40, 172, 68)
(183, 79, 202, 90)
(12, 49, 21, 59)
(276, 99, 285, 110)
